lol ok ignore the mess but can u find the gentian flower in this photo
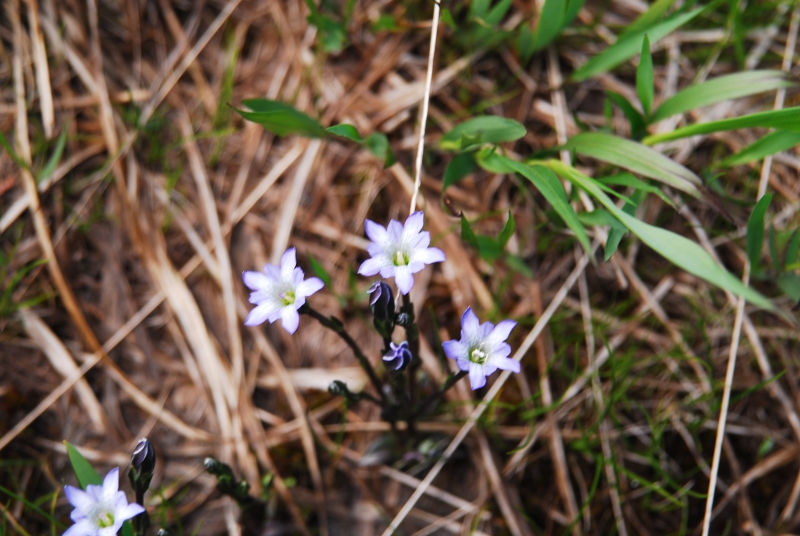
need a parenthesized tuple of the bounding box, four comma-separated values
(383, 341, 412, 371)
(358, 211, 445, 295)
(242, 248, 324, 334)
(442, 307, 520, 390)
(64, 467, 145, 536)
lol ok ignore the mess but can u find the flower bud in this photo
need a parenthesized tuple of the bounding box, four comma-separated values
(383, 341, 412, 371)
(131, 438, 156, 477)
(368, 281, 395, 338)
(328, 380, 362, 403)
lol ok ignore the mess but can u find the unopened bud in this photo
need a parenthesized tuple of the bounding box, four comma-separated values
(131, 438, 156, 476)
(368, 281, 395, 337)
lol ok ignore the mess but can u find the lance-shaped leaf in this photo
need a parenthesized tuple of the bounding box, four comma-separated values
(644, 106, 800, 145)
(563, 132, 702, 197)
(572, 7, 703, 81)
(636, 35, 654, 118)
(746, 194, 772, 271)
(548, 160, 775, 311)
(651, 70, 795, 122)
(234, 98, 326, 137)
(718, 130, 800, 168)
(440, 116, 526, 151)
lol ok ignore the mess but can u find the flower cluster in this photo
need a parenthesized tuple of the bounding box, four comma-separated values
(242, 211, 520, 391)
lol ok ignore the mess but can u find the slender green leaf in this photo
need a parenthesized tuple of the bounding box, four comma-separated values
(65, 442, 102, 488)
(718, 130, 800, 168)
(578, 209, 628, 260)
(460, 215, 480, 250)
(439, 116, 526, 151)
(498, 211, 516, 247)
(533, 0, 566, 51)
(326, 124, 363, 142)
(443, 152, 478, 191)
(769, 226, 780, 274)
(364, 133, 396, 167)
(234, 99, 326, 138)
(517, 25, 535, 64)
(636, 35, 654, 118)
(644, 107, 800, 145)
(563, 132, 702, 197)
(746, 194, 772, 268)
(597, 173, 674, 207)
(606, 91, 647, 140)
(572, 7, 703, 81)
(622, 0, 677, 36)
(0, 130, 31, 172)
(548, 160, 775, 310)
(308, 254, 332, 288)
(652, 70, 795, 122)
(778, 273, 800, 301)
(478, 152, 591, 253)
(38, 126, 68, 184)
(785, 231, 799, 270)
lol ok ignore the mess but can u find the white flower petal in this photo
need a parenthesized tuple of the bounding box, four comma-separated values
(292, 267, 305, 285)
(411, 231, 431, 249)
(461, 308, 480, 338)
(297, 277, 324, 298)
(242, 270, 272, 291)
(407, 261, 425, 273)
(379, 265, 397, 279)
(468, 364, 487, 390)
(413, 247, 445, 265)
(99, 527, 119, 536)
(456, 357, 471, 372)
(486, 319, 516, 348)
(245, 303, 277, 326)
(367, 243, 384, 257)
(442, 340, 467, 360)
(394, 268, 414, 294)
(387, 220, 404, 241)
(281, 307, 300, 334)
(494, 356, 521, 373)
(280, 248, 297, 280)
(263, 264, 281, 280)
(64, 519, 96, 536)
(358, 257, 386, 276)
(65, 486, 95, 516)
(117, 502, 146, 521)
(364, 219, 389, 244)
(403, 211, 425, 236)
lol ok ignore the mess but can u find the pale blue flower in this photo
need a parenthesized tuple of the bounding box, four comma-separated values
(64, 467, 144, 536)
(442, 307, 520, 390)
(383, 341, 412, 371)
(243, 248, 324, 334)
(358, 211, 445, 295)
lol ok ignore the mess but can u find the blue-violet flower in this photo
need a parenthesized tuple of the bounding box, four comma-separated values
(442, 307, 520, 390)
(243, 247, 324, 334)
(383, 341, 413, 371)
(358, 211, 445, 295)
(64, 467, 145, 536)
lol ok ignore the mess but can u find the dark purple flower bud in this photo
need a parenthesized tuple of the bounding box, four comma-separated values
(383, 341, 412, 371)
(368, 281, 395, 338)
(131, 438, 156, 476)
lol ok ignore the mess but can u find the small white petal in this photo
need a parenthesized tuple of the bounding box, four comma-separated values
(358, 257, 387, 276)
(413, 247, 445, 265)
(387, 220, 404, 241)
(468, 365, 487, 390)
(367, 243, 384, 257)
(456, 357, 471, 372)
(379, 265, 397, 279)
(494, 357, 521, 373)
(64, 519, 96, 536)
(242, 271, 272, 291)
(281, 307, 300, 334)
(297, 277, 324, 298)
(245, 303, 276, 326)
(99, 527, 119, 536)
(292, 267, 305, 285)
(65, 486, 94, 515)
(411, 231, 431, 249)
(461, 308, 480, 338)
(407, 261, 425, 273)
(443, 340, 467, 360)
(394, 268, 414, 295)
(404, 211, 425, 235)
(280, 248, 297, 280)
(486, 319, 516, 348)
(364, 219, 389, 244)
(117, 502, 146, 521)
(263, 264, 281, 280)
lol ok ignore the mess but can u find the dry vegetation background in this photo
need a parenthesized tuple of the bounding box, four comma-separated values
(1, 0, 800, 534)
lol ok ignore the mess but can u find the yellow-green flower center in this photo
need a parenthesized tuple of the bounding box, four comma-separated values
(97, 511, 115, 529)
(393, 250, 409, 266)
(280, 290, 296, 306)
(469, 348, 487, 364)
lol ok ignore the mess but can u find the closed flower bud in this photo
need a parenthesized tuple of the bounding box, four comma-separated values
(131, 438, 156, 477)
(367, 281, 395, 338)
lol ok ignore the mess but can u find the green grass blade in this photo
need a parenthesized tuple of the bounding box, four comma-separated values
(622, 0, 677, 36)
(37, 126, 68, 184)
(478, 151, 592, 253)
(636, 35, 654, 118)
(533, 0, 566, 51)
(548, 160, 775, 310)
(651, 70, 795, 122)
(563, 132, 702, 197)
(718, 130, 800, 168)
(644, 107, 800, 145)
(605, 91, 647, 140)
(439, 116, 526, 151)
(572, 7, 703, 81)
(746, 194, 772, 269)
(498, 211, 516, 247)
(326, 124, 363, 142)
(234, 98, 326, 138)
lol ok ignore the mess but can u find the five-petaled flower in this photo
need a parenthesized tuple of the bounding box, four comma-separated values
(64, 467, 145, 536)
(442, 307, 520, 390)
(243, 247, 324, 334)
(358, 211, 445, 295)
(383, 341, 413, 371)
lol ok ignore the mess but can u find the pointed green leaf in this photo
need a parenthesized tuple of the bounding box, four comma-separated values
(326, 124, 363, 143)
(644, 107, 800, 145)
(785, 231, 799, 269)
(443, 152, 479, 191)
(65, 441, 102, 488)
(572, 7, 704, 81)
(308, 254, 332, 288)
(533, 0, 566, 51)
(746, 194, 772, 268)
(778, 273, 800, 301)
(652, 70, 795, 122)
(636, 35, 654, 118)
(38, 126, 69, 184)
(769, 226, 779, 274)
(597, 173, 674, 207)
(718, 130, 800, 168)
(563, 132, 702, 197)
(606, 91, 647, 140)
(234, 98, 326, 138)
(364, 133, 396, 167)
(439, 116, 526, 151)
(548, 160, 775, 310)
(622, 0, 677, 36)
(460, 215, 480, 250)
(578, 209, 628, 260)
(497, 211, 516, 247)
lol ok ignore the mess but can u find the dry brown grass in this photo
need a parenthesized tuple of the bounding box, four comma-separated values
(1, 0, 800, 534)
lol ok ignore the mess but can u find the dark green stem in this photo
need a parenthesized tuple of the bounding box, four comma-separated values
(300, 304, 388, 406)
(400, 294, 421, 433)
(410, 370, 468, 421)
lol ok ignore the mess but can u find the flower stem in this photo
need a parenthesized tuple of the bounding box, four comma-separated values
(300, 304, 388, 406)
(400, 294, 421, 431)
(410, 370, 467, 421)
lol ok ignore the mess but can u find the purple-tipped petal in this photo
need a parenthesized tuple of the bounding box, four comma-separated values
(442, 340, 467, 360)
(387, 220, 404, 241)
(403, 211, 425, 235)
(64, 519, 96, 536)
(263, 263, 281, 280)
(118, 502, 146, 521)
(411, 231, 431, 249)
(65, 486, 94, 515)
(243, 270, 272, 291)
(486, 319, 516, 348)
(280, 248, 297, 280)
(468, 365, 487, 390)
(394, 268, 414, 295)
(461, 307, 480, 337)
(495, 357, 521, 373)
(415, 247, 445, 265)
(358, 257, 387, 276)
(297, 277, 324, 298)
(245, 303, 275, 326)
(281, 307, 300, 334)
(364, 219, 388, 243)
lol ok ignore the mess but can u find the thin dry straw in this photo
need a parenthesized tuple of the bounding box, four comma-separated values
(409, 0, 441, 215)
